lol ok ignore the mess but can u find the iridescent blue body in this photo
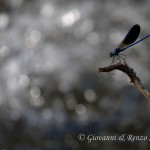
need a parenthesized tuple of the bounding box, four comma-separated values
(110, 48, 122, 57)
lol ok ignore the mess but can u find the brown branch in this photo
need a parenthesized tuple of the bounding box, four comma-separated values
(98, 62, 150, 103)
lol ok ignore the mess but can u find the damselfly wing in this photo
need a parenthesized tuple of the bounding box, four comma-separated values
(117, 24, 140, 50)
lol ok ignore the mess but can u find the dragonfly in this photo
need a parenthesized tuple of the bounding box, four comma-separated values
(110, 24, 150, 64)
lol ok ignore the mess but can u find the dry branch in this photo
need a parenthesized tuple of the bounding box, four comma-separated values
(98, 62, 150, 103)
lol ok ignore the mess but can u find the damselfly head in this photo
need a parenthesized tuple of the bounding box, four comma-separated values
(110, 52, 114, 57)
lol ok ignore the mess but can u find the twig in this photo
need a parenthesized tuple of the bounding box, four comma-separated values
(98, 62, 150, 103)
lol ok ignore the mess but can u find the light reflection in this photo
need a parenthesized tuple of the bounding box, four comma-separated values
(0, 13, 9, 28)
(73, 19, 94, 38)
(0, 46, 10, 58)
(84, 89, 97, 103)
(4, 61, 21, 93)
(5, 61, 20, 75)
(30, 96, 44, 107)
(61, 9, 80, 27)
(30, 87, 45, 107)
(41, 3, 54, 17)
(30, 86, 41, 99)
(19, 74, 30, 88)
(75, 104, 86, 115)
(110, 31, 123, 45)
(66, 98, 77, 110)
(25, 30, 41, 47)
(10, 0, 23, 8)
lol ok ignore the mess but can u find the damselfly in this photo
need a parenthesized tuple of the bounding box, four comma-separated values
(110, 24, 150, 64)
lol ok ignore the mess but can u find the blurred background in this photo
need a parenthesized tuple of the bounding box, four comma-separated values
(0, 0, 150, 149)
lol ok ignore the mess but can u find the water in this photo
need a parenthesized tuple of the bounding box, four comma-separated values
(0, 0, 150, 149)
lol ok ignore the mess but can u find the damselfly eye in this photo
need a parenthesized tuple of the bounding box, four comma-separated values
(110, 52, 113, 57)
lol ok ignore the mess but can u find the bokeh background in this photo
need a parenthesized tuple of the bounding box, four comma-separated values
(0, 0, 150, 149)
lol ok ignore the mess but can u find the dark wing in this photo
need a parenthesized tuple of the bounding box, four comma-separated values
(117, 24, 140, 49)
(123, 24, 140, 44)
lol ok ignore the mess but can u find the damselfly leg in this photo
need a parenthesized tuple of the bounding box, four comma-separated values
(109, 56, 115, 65)
(119, 54, 126, 59)
(116, 56, 122, 63)
(118, 54, 126, 63)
